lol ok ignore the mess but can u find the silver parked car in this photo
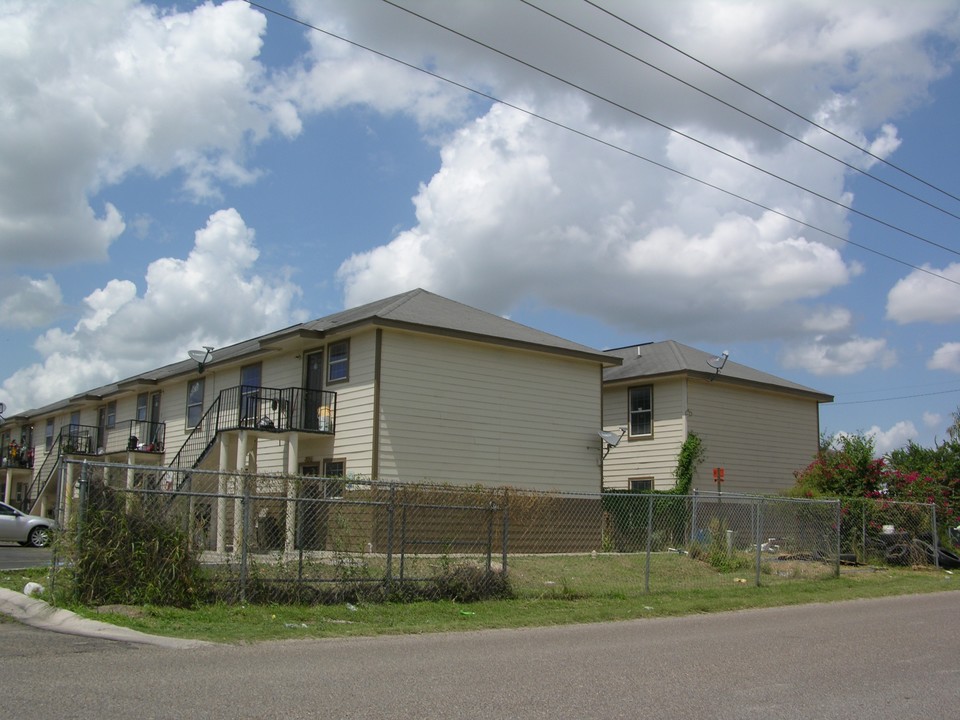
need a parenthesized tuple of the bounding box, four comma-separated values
(0, 501, 56, 547)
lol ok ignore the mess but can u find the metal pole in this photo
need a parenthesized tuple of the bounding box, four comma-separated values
(931, 504, 940, 570)
(502, 502, 509, 574)
(754, 499, 763, 587)
(644, 494, 653, 593)
(77, 461, 89, 547)
(834, 500, 841, 578)
(386, 484, 396, 588)
(690, 489, 698, 544)
(239, 474, 250, 604)
(486, 502, 494, 572)
(861, 503, 867, 564)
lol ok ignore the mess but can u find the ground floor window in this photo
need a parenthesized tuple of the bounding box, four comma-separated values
(629, 478, 654, 492)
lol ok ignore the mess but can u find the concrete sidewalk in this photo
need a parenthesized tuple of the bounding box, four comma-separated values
(0, 587, 212, 648)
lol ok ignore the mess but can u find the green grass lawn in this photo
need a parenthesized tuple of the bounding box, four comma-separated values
(1, 555, 955, 644)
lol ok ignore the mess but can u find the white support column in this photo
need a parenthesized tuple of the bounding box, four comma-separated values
(216, 434, 230, 553)
(233, 431, 249, 555)
(62, 462, 77, 529)
(285, 433, 299, 553)
(125, 461, 136, 513)
(3, 468, 10, 504)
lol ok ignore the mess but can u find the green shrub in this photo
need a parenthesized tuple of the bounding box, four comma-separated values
(431, 562, 514, 602)
(60, 479, 203, 608)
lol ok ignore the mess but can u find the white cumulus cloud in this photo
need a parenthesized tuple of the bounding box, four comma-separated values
(928, 342, 960, 372)
(867, 421, 919, 455)
(0, 275, 63, 329)
(781, 335, 897, 376)
(0, 0, 297, 266)
(1, 209, 305, 413)
(887, 264, 960, 324)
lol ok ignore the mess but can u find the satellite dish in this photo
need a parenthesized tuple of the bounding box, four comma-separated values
(598, 428, 627, 461)
(598, 429, 624, 447)
(188, 346, 215, 373)
(706, 351, 729, 373)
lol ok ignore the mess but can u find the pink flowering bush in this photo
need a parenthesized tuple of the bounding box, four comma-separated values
(793, 434, 960, 534)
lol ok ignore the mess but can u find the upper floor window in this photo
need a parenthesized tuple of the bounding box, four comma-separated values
(45, 418, 55, 451)
(103, 401, 117, 429)
(327, 340, 349, 384)
(136, 393, 148, 421)
(628, 386, 653, 438)
(186, 378, 205, 428)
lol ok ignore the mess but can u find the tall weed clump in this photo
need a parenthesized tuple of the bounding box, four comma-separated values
(63, 479, 203, 607)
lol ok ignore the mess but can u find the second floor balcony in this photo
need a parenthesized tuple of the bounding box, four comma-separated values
(215, 385, 337, 435)
(60, 421, 167, 457)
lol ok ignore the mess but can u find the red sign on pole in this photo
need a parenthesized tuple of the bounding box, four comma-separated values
(712, 467, 725, 483)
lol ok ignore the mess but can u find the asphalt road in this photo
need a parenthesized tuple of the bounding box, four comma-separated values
(1, 591, 958, 719)
(0, 542, 52, 571)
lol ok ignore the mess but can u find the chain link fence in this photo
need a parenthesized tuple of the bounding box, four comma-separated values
(51, 460, 949, 605)
(839, 497, 947, 567)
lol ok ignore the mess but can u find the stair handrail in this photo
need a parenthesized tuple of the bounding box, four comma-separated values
(24, 430, 64, 513)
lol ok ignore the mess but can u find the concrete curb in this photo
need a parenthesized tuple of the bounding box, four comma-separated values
(0, 587, 213, 649)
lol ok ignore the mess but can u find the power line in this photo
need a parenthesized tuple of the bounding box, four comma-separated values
(242, 1, 960, 287)
(521, 0, 960, 227)
(829, 388, 960, 405)
(582, 0, 960, 208)
(376, 0, 960, 259)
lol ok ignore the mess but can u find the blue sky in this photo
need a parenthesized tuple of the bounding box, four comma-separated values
(3, 0, 960, 456)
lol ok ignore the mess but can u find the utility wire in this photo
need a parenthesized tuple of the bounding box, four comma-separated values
(583, 0, 960, 207)
(829, 388, 960, 405)
(378, 0, 960, 259)
(521, 0, 960, 226)
(242, 1, 960, 287)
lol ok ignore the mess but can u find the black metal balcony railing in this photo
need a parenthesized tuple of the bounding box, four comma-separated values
(101, 419, 166, 455)
(165, 385, 336, 488)
(2, 444, 33, 469)
(61, 424, 100, 456)
(217, 385, 337, 434)
(57, 422, 166, 457)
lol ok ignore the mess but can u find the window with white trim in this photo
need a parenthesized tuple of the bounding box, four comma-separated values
(186, 378, 205, 429)
(628, 385, 653, 438)
(327, 340, 349, 384)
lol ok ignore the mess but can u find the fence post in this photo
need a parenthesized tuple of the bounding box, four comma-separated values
(644, 494, 653, 593)
(754, 498, 763, 587)
(931, 504, 940, 570)
(861, 503, 867, 564)
(239, 473, 251, 604)
(486, 502, 494, 572)
(501, 501, 509, 574)
(76, 460, 89, 550)
(834, 500, 841, 578)
(385, 484, 396, 589)
(690, 489, 698, 544)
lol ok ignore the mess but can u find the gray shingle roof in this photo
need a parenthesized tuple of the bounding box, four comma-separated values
(298, 288, 616, 362)
(604, 340, 833, 402)
(9, 289, 617, 419)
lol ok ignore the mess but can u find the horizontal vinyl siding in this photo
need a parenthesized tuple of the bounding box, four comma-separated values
(602, 378, 686, 490)
(327, 330, 376, 478)
(687, 379, 821, 495)
(377, 330, 602, 492)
